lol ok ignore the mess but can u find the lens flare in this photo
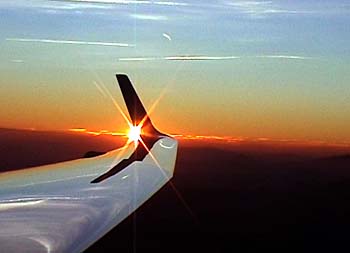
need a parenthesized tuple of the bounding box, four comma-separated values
(127, 125, 142, 144)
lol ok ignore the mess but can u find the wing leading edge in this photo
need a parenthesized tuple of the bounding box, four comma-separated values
(0, 74, 178, 253)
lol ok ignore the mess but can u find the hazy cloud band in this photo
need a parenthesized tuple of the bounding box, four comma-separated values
(50, 0, 189, 6)
(118, 55, 312, 61)
(6, 38, 134, 47)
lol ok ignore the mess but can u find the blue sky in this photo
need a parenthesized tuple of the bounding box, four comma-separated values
(0, 0, 349, 143)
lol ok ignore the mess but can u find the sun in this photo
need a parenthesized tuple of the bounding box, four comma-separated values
(127, 124, 142, 144)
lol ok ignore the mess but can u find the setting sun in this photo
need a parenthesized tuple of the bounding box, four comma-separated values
(127, 125, 142, 144)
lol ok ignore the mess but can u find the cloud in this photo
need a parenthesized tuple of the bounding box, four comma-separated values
(0, 0, 189, 17)
(118, 55, 241, 61)
(50, 0, 189, 7)
(225, 0, 308, 17)
(0, 0, 114, 10)
(165, 55, 241, 61)
(58, 0, 151, 3)
(152, 1, 188, 6)
(117, 54, 311, 62)
(68, 128, 125, 136)
(47, 1, 112, 9)
(6, 38, 134, 47)
(10, 59, 25, 63)
(118, 57, 160, 61)
(130, 14, 168, 20)
(255, 55, 312, 60)
(227, 1, 273, 8)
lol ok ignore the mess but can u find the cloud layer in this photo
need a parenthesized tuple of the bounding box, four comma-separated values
(117, 54, 312, 61)
(6, 38, 134, 47)
(50, 0, 189, 7)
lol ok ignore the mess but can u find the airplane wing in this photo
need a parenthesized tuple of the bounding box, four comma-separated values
(0, 74, 178, 253)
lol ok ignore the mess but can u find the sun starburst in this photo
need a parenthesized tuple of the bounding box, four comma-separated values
(126, 124, 142, 145)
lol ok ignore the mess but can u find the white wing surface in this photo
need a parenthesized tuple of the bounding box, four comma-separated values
(0, 74, 178, 253)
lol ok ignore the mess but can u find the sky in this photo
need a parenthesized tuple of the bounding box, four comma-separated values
(0, 0, 349, 144)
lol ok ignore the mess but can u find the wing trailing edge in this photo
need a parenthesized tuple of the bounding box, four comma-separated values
(0, 73, 178, 253)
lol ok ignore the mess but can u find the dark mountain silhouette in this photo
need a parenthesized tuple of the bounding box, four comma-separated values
(0, 128, 123, 171)
(321, 154, 350, 162)
(1, 128, 350, 252)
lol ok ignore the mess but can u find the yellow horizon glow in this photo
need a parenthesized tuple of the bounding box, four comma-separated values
(64, 128, 350, 149)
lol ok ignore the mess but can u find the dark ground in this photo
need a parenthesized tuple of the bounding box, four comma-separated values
(1, 128, 350, 252)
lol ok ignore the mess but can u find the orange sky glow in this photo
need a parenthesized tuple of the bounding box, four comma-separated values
(67, 127, 350, 151)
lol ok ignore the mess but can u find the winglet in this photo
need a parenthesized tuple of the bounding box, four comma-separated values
(116, 74, 162, 136)
(90, 74, 166, 183)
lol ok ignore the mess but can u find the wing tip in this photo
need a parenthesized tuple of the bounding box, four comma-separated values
(115, 74, 164, 136)
(116, 74, 129, 83)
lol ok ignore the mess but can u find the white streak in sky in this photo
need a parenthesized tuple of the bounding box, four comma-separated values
(118, 55, 241, 61)
(227, 1, 273, 7)
(256, 55, 312, 60)
(10, 59, 24, 63)
(226, 1, 307, 17)
(117, 55, 312, 62)
(51, 0, 189, 6)
(130, 14, 168, 20)
(45, 1, 112, 9)
(64, 0, 151, 3)
(153, 1, 188, 6)
(165, 55, 240, 61)
(118, 57, 160, 61)
(162, 33, 172, 41)
(6, 38, 134, 47)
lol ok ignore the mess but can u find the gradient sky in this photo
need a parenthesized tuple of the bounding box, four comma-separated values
(0, 0, 349, 144)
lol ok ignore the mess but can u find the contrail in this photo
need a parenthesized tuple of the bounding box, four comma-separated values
(6, 38, 134, 47)
(117, 54, 312, 61)
(256, 55, 312, 60)
(165, 55, 240, 60)
(118, 57, 160, 61)
(50, 0, 189, 6)
(118, 55, 241, 61)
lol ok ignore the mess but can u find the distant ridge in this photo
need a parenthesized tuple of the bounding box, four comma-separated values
(0, 128, 123, 172)
(321, 154, 350, 162)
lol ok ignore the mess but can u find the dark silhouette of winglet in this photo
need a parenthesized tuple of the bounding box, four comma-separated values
(116, 74, 161, 135)
(91, 74, 166, 184)
(116, 74, 148, 126)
